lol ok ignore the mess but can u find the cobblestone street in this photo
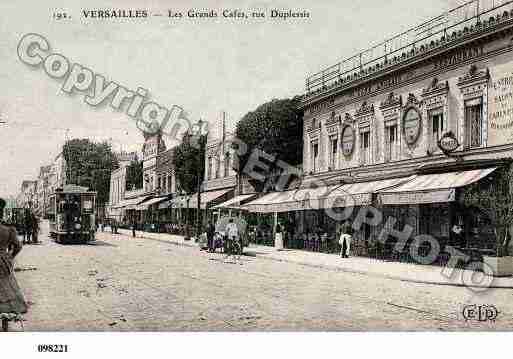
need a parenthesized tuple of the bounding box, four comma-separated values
(11, 224, 513, 331)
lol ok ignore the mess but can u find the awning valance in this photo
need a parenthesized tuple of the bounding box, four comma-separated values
(113, 197, 144, 209)
(242, 177, 410, 213)
(212, 193, 258, 210)
(378, 167, 497, 205)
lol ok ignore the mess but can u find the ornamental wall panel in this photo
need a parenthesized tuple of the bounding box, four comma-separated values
(421, 77, 450, 154)
(457, 65, 490, 148)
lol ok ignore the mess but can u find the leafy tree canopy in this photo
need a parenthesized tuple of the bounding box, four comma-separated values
(172, 133, 207, 194)
(233, 97, 303, 191)
(125, 158, 143, 191)
(63, 139, 119, 205)
(463, 164, 513, 256)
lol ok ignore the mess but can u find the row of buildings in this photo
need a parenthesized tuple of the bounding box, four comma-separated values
(108, 2, 513, 264)
(12, 1, 513, 272)
(242, 1, 513, 263)
(12, 153, 66, 217)
(105, 117, 240, 230)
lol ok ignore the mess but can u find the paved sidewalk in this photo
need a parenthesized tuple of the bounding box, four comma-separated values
(116, 229, 513, 289)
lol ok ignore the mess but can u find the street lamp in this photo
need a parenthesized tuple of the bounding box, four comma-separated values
(178, 188, 190, 240)
(191, 119, 208, 239)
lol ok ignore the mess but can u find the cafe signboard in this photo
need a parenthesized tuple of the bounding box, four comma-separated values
(438, 131, 460, 155)
(488, 64, 513, 147)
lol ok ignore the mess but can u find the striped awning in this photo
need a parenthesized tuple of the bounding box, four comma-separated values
(378, 167, 497, 205)
(188, 188, 233, 209)
(112, 197, 144, 209)
(212, 193, 258, 210)
(134, 197, 168, 211)
(242, 177, 410, 213)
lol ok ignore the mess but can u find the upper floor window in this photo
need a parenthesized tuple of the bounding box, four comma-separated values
(162, 176, 167, 193)
(360, 131, 370, 165)
(429, 108, 444, 144)
(167, 174, 173, 193)
(329, 136, 338, 170)
(465, 98, 483, 148)
(311, 142, 319, 173)
(224, 154, 230, 177)
(207, 157, 213, 180)
(215, 156, 220, 179)
(385, 125, 398, 162)
(157, 177, 162, 192)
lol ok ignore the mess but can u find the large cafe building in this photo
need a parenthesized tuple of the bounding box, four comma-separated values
(244, 1, 513, 259)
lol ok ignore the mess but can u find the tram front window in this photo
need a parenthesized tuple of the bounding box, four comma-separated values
(61, 195, 82, 231)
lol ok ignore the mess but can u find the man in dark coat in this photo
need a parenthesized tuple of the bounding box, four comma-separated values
(207, 221, 215, 252)
(31, 213, 39, 244)
(23, 210, 32, 244)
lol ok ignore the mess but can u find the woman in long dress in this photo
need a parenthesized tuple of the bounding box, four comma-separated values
(0, 199, 28, 330)
(275, 222, 284, 250)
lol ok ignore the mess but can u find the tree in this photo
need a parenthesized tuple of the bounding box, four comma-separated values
(463, 164, 513, 256)
(63, 139, 119, 205)
(233, 97, 303, 192)
(125, 159, 143, 191)
(172, 132, 207, 194)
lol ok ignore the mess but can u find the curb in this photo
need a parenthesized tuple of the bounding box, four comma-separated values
(250, 254, 513, 289)
(116, 230, 513, 290)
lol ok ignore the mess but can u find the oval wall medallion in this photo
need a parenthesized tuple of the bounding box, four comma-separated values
(402, 106, 422, 145)
(341, 125, 355, 156)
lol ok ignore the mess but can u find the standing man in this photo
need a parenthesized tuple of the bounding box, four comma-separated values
(207, 221, 215, 252)
(452, 222, 464, 248)
(31, 213, 39, 244)
(23, 210, 32, 244)
(131, 216, 136, 238)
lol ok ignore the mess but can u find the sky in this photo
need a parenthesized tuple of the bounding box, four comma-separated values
(0, 0, 466, 198)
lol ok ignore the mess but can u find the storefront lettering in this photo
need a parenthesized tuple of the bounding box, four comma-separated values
(307, 44, 484, 117)
(434, 46, 483, 70)
(488, 67, 513, 146)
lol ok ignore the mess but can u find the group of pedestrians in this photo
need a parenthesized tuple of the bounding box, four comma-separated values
(205, 218, 242, 257)
(271, 221, 353, 258)
(22, 211, 40, 245)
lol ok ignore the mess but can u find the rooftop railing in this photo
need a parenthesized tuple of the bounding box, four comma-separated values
(305, 0, 513, 97)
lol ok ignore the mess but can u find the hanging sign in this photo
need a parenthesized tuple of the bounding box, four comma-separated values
(438, 131, 460, 155)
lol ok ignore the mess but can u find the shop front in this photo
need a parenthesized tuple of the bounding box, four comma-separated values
(242, 164, 507, 265)
(242, 177, 410, 250)
(134, 196, 169, 232)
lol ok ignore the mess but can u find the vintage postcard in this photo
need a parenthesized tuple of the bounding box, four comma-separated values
(1, 0, 513, 355)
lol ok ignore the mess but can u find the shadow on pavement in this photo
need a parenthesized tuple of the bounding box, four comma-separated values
(86, 241, 118, 247)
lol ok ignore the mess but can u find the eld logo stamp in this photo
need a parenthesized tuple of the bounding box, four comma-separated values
(462, 305, 499, 322)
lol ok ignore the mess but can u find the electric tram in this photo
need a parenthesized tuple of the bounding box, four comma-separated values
(48, 185, 97, 244)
